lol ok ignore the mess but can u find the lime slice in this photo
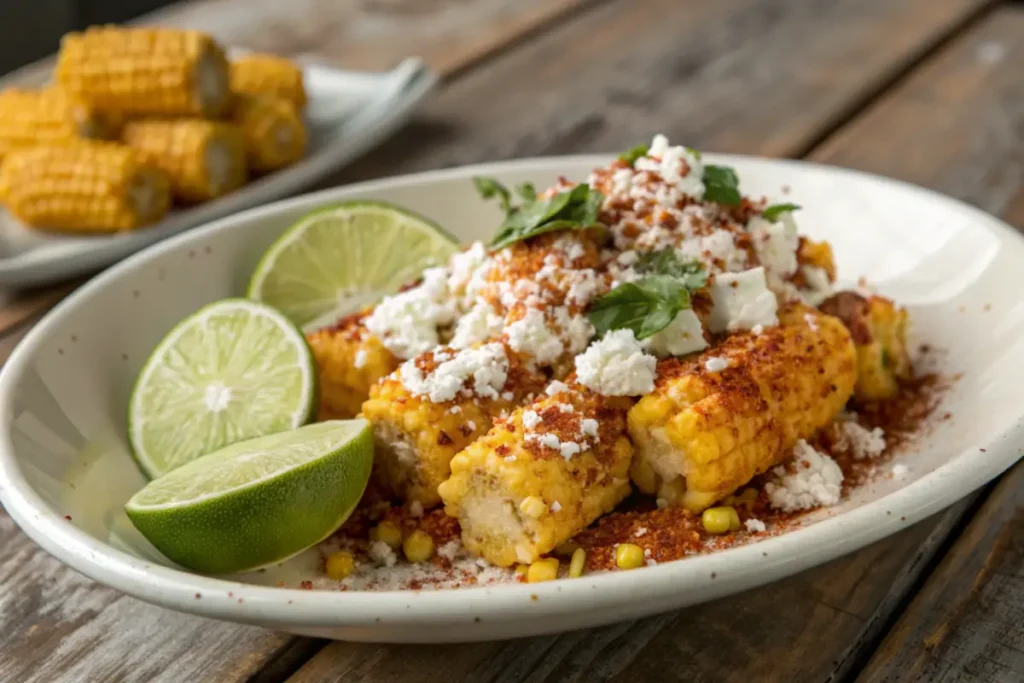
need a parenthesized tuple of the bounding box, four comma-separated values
(248, 201, 460, 329)
(125, 420, 373, 574)
(128, 298, 316, 479)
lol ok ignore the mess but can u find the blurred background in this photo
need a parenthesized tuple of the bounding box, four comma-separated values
(0, 0, 169, 72)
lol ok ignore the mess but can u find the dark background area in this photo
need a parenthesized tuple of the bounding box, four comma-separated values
(0, 0, 171, 74)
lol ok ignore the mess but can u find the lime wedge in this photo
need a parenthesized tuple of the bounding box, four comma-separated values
(125, 420, 373, 574)
(128, 299, 316, 479)
(248, 201, 460, 329)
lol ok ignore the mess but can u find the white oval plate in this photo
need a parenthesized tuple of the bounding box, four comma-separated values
(0, 155, 1020, 643)
(0, 55, 435, 288)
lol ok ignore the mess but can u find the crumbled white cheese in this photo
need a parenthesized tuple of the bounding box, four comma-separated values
(580, 418, 599, 439)
(560, 442, 581, 459)
(522, 410, 542, 429)
(617, 250, 639, 266)
(634, 527, 648, 538)
(554, 234, 587, 261)
(354, 348, 368, 369)
(499, 279, 543, 309)
(751, 324, 765, 335)
(399, 343, 508, 403)
(765, 440, 844, 512)
(575, 329, 657, 396)
(449, 406, 461, 414)
(642, 308, 708, 358)
(365, 267, 457, 358)
(634, 134, 705, 200)
(501, 391, 514, 401)
(839, 420, 886, 460)
(368, 541, 397, 567)
(557, 403, 574, 414)
(505, 455, 517, 462)
(546, 380, 570, 396)
(551, 500, 562, 513)
(800, 266, 834, 306)
(450, 301, 504, 349)
(447, 241, 492, 306)
(555, 307, 596, 356)
(704, 356, 730, 372)
(745, 518, 766, 533)
(707, 267, 780, 333)
(409, 500, 424, 518)
(437, 540, 461, 561)
(892, 463, 910, 479)
(466, 420, 477, 431)
(804, 312, 819, 332)
(748, 213, 799, 288)
(678, 229, 748, 273)
(505, 308, 564, 365)
(566, 269, 603, 307)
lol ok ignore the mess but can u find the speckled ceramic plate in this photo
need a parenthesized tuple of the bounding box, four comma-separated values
(0, 55, 435, 288)
(0, 155, 1020, 642)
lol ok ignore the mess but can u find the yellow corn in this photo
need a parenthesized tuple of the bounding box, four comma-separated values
(798, 237, 837, 281)
(402, 530, 435, 563)
(568, 548, 586, 578)
(324, 551, 354, 580)
(363, 343, 546, 508)
(230, 53, 307, 109)
(121, 119, 247, 203)
(55, 26, 231, 117)
(438, 385, 634, 567)
(527, 558, 559, 583)
(615, 544, 645, 570)
(0, 143, 170, 233)
(515, 564, 529, 580)
(701, 507, 738, 534)
(820, 292, 913, 402)
(0, 88, 120, 159)
(306, 316, 399, 420)
(628, 303, 857, 512)
(231, 94, 306, 172)
(369, 520, 402, 549)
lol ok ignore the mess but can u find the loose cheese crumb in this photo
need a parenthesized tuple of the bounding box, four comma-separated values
(707, 267, 779, 333)
(366, 268, 457, 358)
(678, 229, 748, 273)
(634, 134, 705, 200)
(580, 418, 599, 439)
(450, 301, 504, 349)
(447, 241, 492, 305)
(399, 343, 508, 402)
(892, 463, 910, 479)
(368, 541, 398, 567)
(505, 308, 564, 365)
(560, 442, 581, 459)
(804, 312, 819, 332)
(505, 455, 517, 462)
(546, 380, 570, 396)
(839, 420, 886, 460)
(575, 329, 657, 396)
(765, 440, 844, 512)
(522, 410, 542, 429)
(704, 356, 730, 372)
(800, 266, 834, 306)
(745, 518, 766, 533)
(643, 308, 708, 358)
(748, 213, 799, 288)
(409, 501, 424, 518)
(634, 527, 648, 538)
(551, 500, 562, 513)
(449, 406, 461, 414)
(354, 348, 368, 369)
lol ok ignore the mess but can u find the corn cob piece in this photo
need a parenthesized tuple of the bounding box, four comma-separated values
(628, 303, 856, 512)
(798, 237, 836, 281)
(363, 342, 547, 507)
(0, 143, 170, 232)
(438, 383, 634, 566)
(55, 26, 231, 117)
(231, 94, 307, 172)
(819, 292, 912, 402)
(121, 119, 247, 203)
(229, 54, 307, 109)
(0, 88, 121, 159)
(306, 313, 399, 420)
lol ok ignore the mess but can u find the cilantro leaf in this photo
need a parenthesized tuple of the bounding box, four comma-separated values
(488, 183, 605, 250)
(702, 165, 741, 206)
(635, 249, 708, 289)
(761, 203, 801, 222)
(473, 176, 512, 213)
(618, 144, 649, 167)
(588, 275, 696, 340)
(686, 146, 703, 160)
(516, 182, 538, 201)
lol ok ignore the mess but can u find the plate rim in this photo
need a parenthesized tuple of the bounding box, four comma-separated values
(0, 153, 1021, 637)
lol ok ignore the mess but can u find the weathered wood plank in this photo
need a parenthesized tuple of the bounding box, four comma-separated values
(0, 281, 79, 339)
(855, 463, 1023, 683)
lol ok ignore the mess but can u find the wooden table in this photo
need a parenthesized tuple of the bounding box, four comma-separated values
(1, 1, 1022, 681)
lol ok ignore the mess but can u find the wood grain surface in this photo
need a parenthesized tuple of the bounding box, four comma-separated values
(0, 0, 1021, 681)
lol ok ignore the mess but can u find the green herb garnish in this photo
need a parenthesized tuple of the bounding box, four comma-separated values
(635, 249, 708, 289)
(478, 178, 605, 250)
(588, 255, 707, 339)
(761, 203, 801, 221)
(702, 165, 741, 206)
(618, 144, 649, 166)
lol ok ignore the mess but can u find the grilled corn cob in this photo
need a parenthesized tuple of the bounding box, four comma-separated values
(229, 54, 307, 109)
(628, 303, 856, 512)
(362, 343, 547, 507)
(438, 383, 634, 566)
(820, 292, 912, 402)
(306, 314, 399, 420)
(231, 94, 307, 171)
(121, 119, 247, 202)
(0, 88, 120, 159)
(0, 143, 170, 232)
(55, 26, 231, 117)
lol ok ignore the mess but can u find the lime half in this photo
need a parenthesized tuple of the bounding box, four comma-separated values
(125, 420, 373, 574)
(128, 298, 316, 479)
(247, 201, 459, 329)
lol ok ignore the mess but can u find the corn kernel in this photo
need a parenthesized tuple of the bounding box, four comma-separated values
(527, 558, 559, 582)
(702, 507, 734, 534)
(519, 496, 547, 518)
(369, 521, 402, 548)
(324, 551, 354, 580)
(568, 548, 586, 578)
(515, 564, 529, 580)
(734, 488, 758, 510)
(615, 544, 645, 570)
(727, 506, 742, 532)
(402, 530, 435, 563)
(555, 541, 580, 557)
